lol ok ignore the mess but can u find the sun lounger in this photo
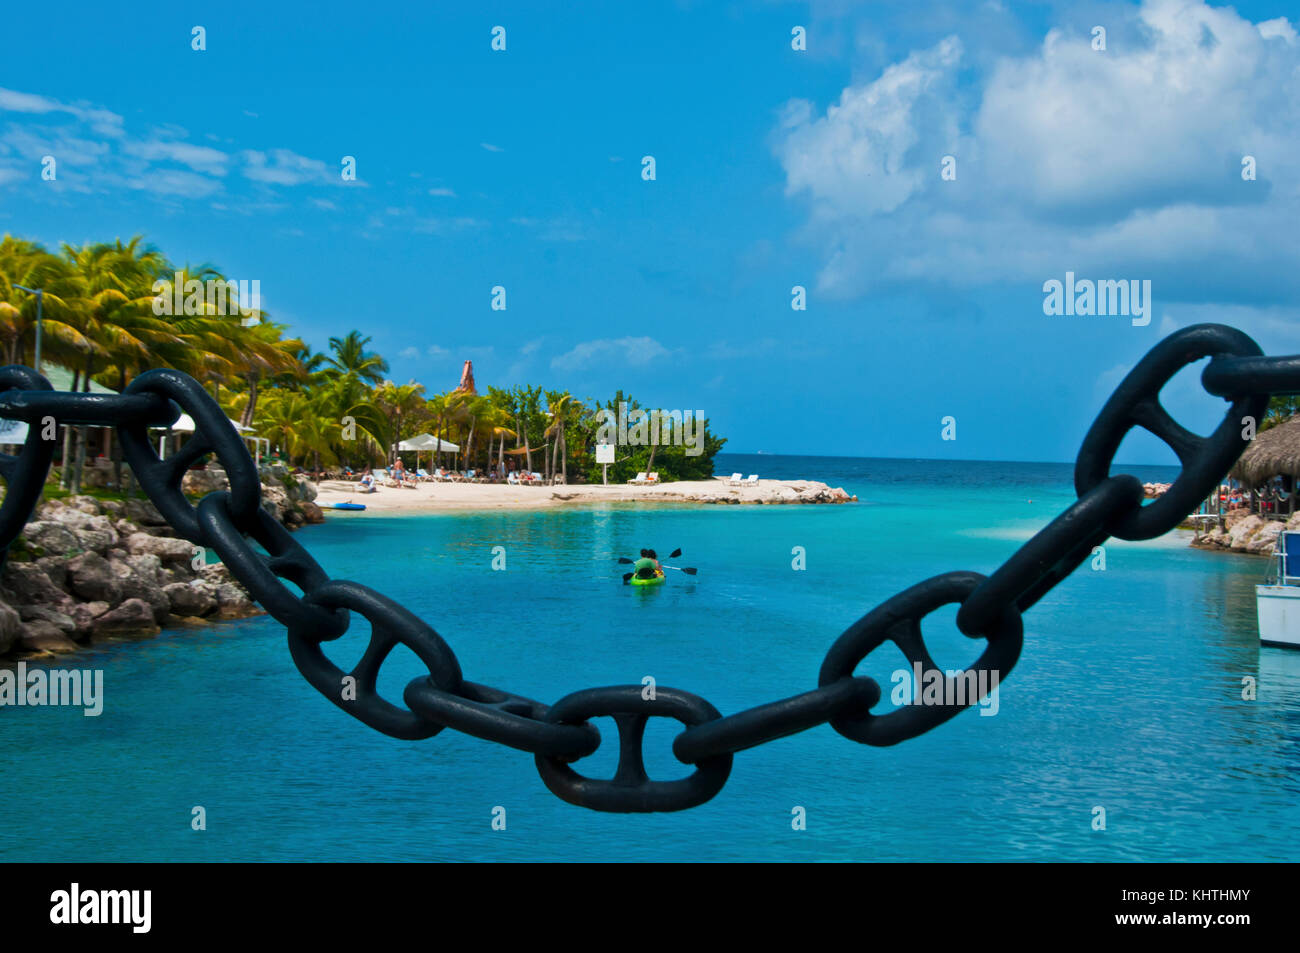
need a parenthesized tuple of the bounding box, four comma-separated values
(743, 474, 758, 486)
(727, 473, 743, 486)
(646, 472, 660, 484)
(416, 469, 434, 481)
(375, 468, 399, 487)
(627, 472, 647, 485)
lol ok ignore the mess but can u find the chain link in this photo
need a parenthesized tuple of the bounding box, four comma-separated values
(3, 321, 1300, 812)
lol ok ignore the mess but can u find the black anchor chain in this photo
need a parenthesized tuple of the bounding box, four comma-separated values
(1, 323, 1297, 813)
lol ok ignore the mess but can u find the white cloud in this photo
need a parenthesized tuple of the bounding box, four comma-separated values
(428, 187, 456, 197)
(775, 1, 1300, 305)
(550, 336, 670, 371)
(0, 87, 124, 137)
(125, 139, 228, 175)
(241, 148, 335, 186)
(778, 35, 962, 217)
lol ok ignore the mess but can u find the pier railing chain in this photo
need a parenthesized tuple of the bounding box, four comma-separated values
(2, 323, 1299, 812)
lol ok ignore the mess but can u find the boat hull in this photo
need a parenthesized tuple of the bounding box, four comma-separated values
(1256, 584, 1300, 649)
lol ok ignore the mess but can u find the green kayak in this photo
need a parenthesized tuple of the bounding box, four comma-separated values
(630, 570, 665, 587)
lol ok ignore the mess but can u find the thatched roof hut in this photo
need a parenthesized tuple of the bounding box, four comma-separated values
(1230, 416, 1300, 486)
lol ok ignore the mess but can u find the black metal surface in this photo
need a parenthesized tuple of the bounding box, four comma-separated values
(534, 686, 733, 813)
(1, 322, 1298, 812)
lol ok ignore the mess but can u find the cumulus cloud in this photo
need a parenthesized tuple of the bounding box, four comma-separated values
(775, 0, 1300, 306)
(0, 87, 124, 137)
(550, 336, 670, 371)
(0, 86, 350, 203)
(124, 139, 228, 176)
(240, 148, 334, 186)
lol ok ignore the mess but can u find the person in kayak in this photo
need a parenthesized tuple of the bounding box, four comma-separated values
(633, 548, 661, 581)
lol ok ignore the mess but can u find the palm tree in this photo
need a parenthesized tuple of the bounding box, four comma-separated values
(325, 331, 389, 393)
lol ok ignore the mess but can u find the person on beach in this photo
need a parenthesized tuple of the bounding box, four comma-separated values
(356, 467, 376, 493)
(633, 548, 661, 581)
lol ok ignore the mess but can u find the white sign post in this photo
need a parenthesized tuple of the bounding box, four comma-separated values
(596, 443, 614, 485)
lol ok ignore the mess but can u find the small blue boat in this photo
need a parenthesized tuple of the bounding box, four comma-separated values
(321, 502, 366, 511)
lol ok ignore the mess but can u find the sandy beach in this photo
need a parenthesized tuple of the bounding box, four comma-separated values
(313, 476, 856, 513)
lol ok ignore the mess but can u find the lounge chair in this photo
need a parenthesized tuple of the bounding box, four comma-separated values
(646, 472, 660, 484)
(743, 474, 758, 486)
(532, 471, 545, 484)
(727, 473, 743, 486)
(376, 468, 399, 487)
(507, 472, 520, 485)
(356, 474, 377, 493)
(627, 472, 647, 485)
(416, 468, 433, 482)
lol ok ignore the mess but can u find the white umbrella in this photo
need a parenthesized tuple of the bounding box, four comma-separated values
(165, 412, 252, 433)
(153, 413, 253, 457)
(397, 433, 458, 473)
(398, 432, 457, 452)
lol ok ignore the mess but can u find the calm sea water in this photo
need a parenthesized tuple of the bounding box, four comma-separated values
(2, 454, 1297, 861)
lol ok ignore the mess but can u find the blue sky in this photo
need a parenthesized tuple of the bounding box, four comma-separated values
(2, 0, 1297, 463)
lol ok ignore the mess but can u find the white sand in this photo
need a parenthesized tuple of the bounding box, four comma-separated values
(313, 476, 855, 513)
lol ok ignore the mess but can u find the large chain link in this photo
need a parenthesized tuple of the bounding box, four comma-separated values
(1, 322, 1298, 812)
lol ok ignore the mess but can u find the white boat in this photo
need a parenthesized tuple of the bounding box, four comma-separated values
(1256, 530, 1300, 649)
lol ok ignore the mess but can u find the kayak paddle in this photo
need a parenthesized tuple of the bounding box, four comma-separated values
(661, 564, 698, 575)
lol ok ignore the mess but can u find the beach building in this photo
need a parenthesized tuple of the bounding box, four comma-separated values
(1228, 416, 1300, 518)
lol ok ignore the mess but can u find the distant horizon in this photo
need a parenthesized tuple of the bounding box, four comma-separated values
(714, 450, 1181, 469)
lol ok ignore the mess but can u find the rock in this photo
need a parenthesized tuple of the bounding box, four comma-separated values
(36, 556, 69, 589)
(92, 598, 161, 638)
(164, 581, 217, 617)
(70, 515, 119, 553)
(0, 602, 21, 656)
(18, 620, 80, 654)
(70, 601, 110, 640)
(284, 509, 304, 526)
(1, 563, 76, 611)
(67, 495, 103, 515)
(213, 582, 259, 619)
(1227, 515, 1265, 551)
(181, 467, 230, 495)
(18, 605, 77, 635)
(300, 501, 325, 524)
(1247, 521, 1284, 554)
(121, 498, 167, 526)
(114, 519, 142, 538)
(109, 554, 171, 622)
(98, 499, 124, 518)
(20, 521, 83, 557)
(292, 476, 319, 502)
(260, 485, 289, 522)
(125, 532, 196, 565)
(65, 552, 123, 604)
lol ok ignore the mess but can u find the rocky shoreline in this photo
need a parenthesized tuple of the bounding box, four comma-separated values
(0, 466, 323, 660)
(1191, 508, 1300, 555)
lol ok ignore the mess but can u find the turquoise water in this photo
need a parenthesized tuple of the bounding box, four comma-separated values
(2, 455, 1297, 861)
